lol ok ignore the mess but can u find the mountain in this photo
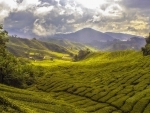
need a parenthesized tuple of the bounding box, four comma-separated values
(49, 28, 145, 51)
(52, 28, 144, 43)
(53, 28, 114, 43)
(89, 36, 146, 51)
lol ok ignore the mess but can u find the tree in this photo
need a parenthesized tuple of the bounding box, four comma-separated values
(0, 25, 9, 83)
(142, 32, 150, 56)
(0, 25, 8, 57)
(73, 49, 90, 61)
(0, 25, 38, 87)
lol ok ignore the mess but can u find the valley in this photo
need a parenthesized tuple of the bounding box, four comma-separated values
(1, 0, 150, 112)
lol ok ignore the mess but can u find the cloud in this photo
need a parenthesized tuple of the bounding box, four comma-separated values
(17, 0, 41, 11)
(34, 6, 54, 17)
(33, 19, 57, 36)
(121, 0, 150, 9)
(0, 0, 150, 37)
(0, 0, 17, 23)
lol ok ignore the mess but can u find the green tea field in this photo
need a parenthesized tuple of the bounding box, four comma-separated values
(1, 50, 150, 113)
(35, 51, 150, 113)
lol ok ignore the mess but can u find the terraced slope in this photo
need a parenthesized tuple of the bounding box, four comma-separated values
(7, 37, 95, 58)
(7, 37, 72, 58)
(0, 84, 83, 113)
(35, 51, 150, 113)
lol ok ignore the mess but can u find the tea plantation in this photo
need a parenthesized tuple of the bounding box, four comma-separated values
(1, 50, 150, 113)
(33, 50, 150, 113)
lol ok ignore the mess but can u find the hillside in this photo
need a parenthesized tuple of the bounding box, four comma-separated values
(6, 36, 93, 59)
(40, 38, 96, 52)
(1, 50, 150, 112)
(30, 50, 150, 113)
(0, 84, 81, 113)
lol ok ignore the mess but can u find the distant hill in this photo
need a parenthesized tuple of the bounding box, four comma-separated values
(48, 28, 145, 51)
(40, 38, 96, 52)
(53, 28, 114, 43)
(88, 37, 146, 51)
(6, 36, 94, 59)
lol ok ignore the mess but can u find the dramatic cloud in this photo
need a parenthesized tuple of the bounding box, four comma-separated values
(0, 0, 150, 37)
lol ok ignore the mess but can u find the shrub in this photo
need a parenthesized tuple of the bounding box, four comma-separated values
(73, 49, 90, 61)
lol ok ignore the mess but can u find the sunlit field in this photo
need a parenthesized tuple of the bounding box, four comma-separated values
(1, 50, 149, 113)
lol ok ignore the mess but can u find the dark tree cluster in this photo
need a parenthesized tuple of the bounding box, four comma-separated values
(0, 25, 39, 88)
(142, 33, 150, 55)
(73, 49, 90, 61)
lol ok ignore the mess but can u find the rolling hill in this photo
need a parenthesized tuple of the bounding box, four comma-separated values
(0, 84, 81, 113)
(6, 36, 94, 59)
(1, 50, 150, 113)
(33, 50, 150, 113)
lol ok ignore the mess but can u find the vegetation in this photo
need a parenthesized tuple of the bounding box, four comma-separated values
(32, 50, 150, 113)
(0, 25, 45, 88)
(7, 36, 72, 59)
(73, 49, 91, 61)
(142, 33, 150, 55)
(0, 84, 81, 113)
(7, 36, 95, 60)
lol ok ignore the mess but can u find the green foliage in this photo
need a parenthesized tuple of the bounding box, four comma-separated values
(7, 36, 74, 59)
(0, 25, 8, 57)
(32, 50, 150, 113)
(142, 33, 150, 55)
(73, 49, 90, 61)
(0, 26, 44, 88)
(0, 84, 81, 113)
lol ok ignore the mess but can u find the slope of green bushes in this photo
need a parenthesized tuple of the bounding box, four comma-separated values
(35, 50, 150, 113)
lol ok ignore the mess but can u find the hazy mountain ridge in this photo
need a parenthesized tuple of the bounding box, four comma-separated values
(49, 28, 146, 51)
(53, 28, 114, 43)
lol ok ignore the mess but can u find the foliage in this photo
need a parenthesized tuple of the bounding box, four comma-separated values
(142, 33, 150, 55)
(0, 84, 81, 113)
(0, 25, 44, 88)
(73, 49, 90, 61)
(0, 25, 8, 56)
(33, 50, 150, 113)
(7, 36, 74, 59)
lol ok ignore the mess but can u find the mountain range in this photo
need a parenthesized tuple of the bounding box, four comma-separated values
(47, 28, 146, 51)
(51, 28, 143, 42)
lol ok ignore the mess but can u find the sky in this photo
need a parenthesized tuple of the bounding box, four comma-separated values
(0, 0, 150, 38)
